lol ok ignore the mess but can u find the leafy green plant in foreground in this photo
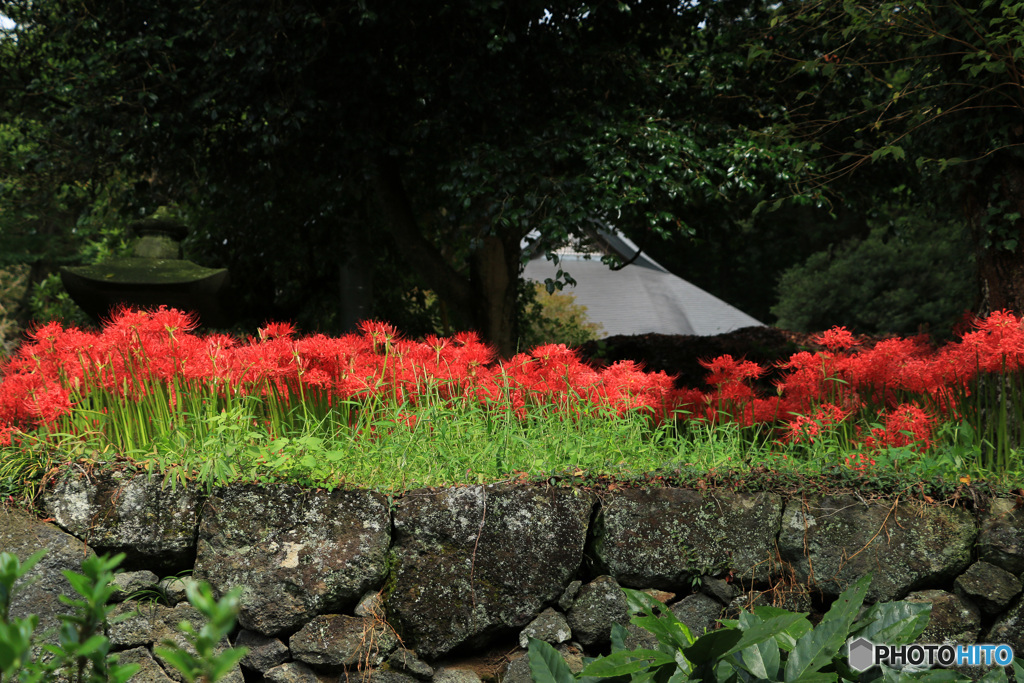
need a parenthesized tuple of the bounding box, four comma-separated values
(529, 575, 1024, 682)
(0, 550, 245, 683)
(154, 583, 247, 683)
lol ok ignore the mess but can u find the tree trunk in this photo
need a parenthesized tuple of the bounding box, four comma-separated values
(469, 234, 521, 358)
(968, 156, 1024, 313)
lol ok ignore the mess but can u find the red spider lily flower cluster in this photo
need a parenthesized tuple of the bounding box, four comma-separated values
(0, 307, 676, 439)
(696, 313, 1024, 461)
(3, 306, 1024, 471)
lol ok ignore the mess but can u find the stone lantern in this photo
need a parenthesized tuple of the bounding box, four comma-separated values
(61, 218, 230, 327)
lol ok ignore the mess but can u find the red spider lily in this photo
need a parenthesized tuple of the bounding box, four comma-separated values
(837, 336, 935, 407)
(2, 305, 1024, 471)
(701, 354, 764, 387)
(863, 403, 936, 452)
(700, 355, 765, 424)
(783, 403, 849, 445)
(25, 380, 74, 425)
(959, 310, 1024, 374)
(844, 453, 876, 472)
(259, 321, 296, 341)
(359, 320, 401, 354)
(814, 326, 857, 352)
(774, 351, 836, 413)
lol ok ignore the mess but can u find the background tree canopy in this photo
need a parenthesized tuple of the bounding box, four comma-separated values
(1, 0, 1018, 351)
(760, 0, 1023, 320)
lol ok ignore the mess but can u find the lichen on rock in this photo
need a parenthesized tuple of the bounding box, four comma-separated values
(778, 495, 977, 601)
(384, 484, 594, 658)
(194, 485, 391, 635)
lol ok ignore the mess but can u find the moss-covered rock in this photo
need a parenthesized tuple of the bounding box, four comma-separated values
(778, 495, 976, 601)
(194, 485, 391, 635)
(0, 509, 94, 650)
(592, 489, 783, 589)
(977, 498, 1024, 575)
(565, 575, 629, 647)
(43, 472, 203, 572)
(290, 614, 398, 671)
(903, 589, 981, 643)
(983, 594, 1024, 652)
(115, 646, 177, 683)
(953, 560, 1023, 616)
(384, 484, 594, 658)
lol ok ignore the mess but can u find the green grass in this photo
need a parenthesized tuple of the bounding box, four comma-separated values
(5, 392, 1023, 503)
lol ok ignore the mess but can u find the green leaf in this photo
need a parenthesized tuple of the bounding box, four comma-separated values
(75, 633, 110, 656)
(527, 638, 576, 683)
(631, 615, 682, 646)
(683, 629, 743, 666)
(785, 575, 869, 682)
(208, 647, 249, 681)
(62, 570, 94, 598)
(622, 587, 661, 614)
(871, 145, 906, 162)
(739, 637, 781, 679)
(911, 670, 974, 682)
(789, 673, 838, 683)
(977, 668, 1009, 683)
(581, 650, 675, 678)
(752, 607, 814, 652)
(851, 601, 931, 644)
(154, 646, 199, 683)
(724, 612, 811, 658)
(610, 622, 629, 652)
(109, 662, 143, 683)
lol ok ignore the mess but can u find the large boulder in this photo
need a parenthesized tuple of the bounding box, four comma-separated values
(384, 484, 594, 658)
(0, 508, 94, 647)
(592, 489, 783, 589)
(194, 485, 391, 636)
(777, 495, 976, 601)
(43, 472, 203, 572)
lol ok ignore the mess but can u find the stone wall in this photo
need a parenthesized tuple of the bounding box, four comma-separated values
(2, 472, 1023, 683)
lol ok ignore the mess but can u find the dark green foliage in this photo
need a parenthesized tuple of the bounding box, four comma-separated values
(760, 0, 1024, 316)
(773, 206, 976, 337)
(0, 0, 805, 352)
(4, 0, 1021, 342)
(528, 576, 1024, 682)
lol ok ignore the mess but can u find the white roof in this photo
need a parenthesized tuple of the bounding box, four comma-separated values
(522, 228, 764, 337)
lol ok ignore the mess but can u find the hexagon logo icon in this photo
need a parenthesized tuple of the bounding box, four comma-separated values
(848, 638, 876, 672)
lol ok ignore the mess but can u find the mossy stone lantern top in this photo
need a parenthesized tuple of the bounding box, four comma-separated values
(61, 218, 230, 327)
